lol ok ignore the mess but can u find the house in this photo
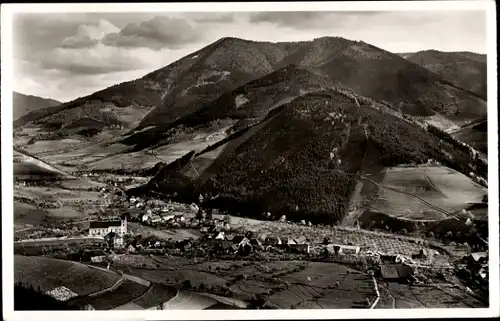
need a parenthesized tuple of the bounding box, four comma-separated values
(215, 232, 225, 240)
(294, 236, 307, 244)
(470, 252, 488, 263)
(264, 237, 282, 246)
(225, 234, 235, 242)
(379, 254, 398, 262)
(478, 266, 488, 279)
(238, 243, 253, 256)
(91, 255, 107, 263)
(327, 244, 360, 255)
(127, 244, 137, 253)
(281, 237, 296, 246)
(233, 235, 250, 246)
(190, 219, 200, 228)
(89, 216, 127, 237)
(289, 243, 310, 254)
(380, 264, 414, 282)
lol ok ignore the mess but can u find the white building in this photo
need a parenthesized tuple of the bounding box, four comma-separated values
(89, 216, 127, 237)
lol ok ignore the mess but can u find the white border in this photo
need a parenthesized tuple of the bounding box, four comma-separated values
(1, 1, 498, 320)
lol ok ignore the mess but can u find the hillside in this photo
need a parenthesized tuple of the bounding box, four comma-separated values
(143, 90, 480, 224)
(122, 65, 379, 151)
(399, 50, 487, 98)
(13, 92, 61, 120)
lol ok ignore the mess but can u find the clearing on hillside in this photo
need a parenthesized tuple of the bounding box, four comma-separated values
(348, 165, 486, 225)
(14, 255, 121, 297)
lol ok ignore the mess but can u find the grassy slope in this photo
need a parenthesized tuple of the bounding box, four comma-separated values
(14, 255, 121, 296)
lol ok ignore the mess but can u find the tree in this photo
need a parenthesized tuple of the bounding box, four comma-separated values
(427, 231, 434, 238)
(401, 228, 408, 235)
(196, 208, 204, 220)
(321, 247, 329, 259)
(182, 280, 192, 290)
(206, 208, 213, 220)
(323, 237, 330, 245)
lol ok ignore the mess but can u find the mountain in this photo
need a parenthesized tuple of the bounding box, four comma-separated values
(122, 65, 387, 151)
(13, 92, 61, 120)
(139, 89, 483, 224)
(16, 37, 486, 143)
(139, 37, 487, 130)
(399, 50, 487, 98)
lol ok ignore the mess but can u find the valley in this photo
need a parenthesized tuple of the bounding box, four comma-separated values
(11, 34, 489, 311)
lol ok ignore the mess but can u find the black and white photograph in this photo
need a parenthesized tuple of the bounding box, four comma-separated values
(1, 1, 498, 319)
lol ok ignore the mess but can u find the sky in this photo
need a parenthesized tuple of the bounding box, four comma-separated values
(12, 10, 487, 103)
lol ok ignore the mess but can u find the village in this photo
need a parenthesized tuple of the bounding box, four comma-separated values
(13, 178, 489, 308)
(30, 187, 481, 291)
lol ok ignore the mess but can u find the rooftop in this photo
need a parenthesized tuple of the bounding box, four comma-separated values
(89, 220, 121, 229)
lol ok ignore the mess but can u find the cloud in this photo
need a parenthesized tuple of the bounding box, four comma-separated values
(102, 16, 204, 50)
(58, 19, 120, 49)
(188, 12, 236, 23)
(247, 12, 382, 29)
(249, 12, 331, 28)
(38, 45, 152, 75)
(59, 36, 99, 49)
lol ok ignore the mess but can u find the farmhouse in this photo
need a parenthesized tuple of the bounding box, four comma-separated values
(264, 237, 282, 246)
(281, 237, 297, 246)
(327, 244, 360, 255)
(470, 252, 488, 263)
(289, 243, 310, 254)
(233, 235, 250, 246)
(295, 236, 307, 244)
(380, 264, 414, 282)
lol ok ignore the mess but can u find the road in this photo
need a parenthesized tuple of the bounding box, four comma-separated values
(162, 290, 217, 310)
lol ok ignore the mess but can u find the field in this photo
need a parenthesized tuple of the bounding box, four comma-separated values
(109, 255, 376, 309)
(344, 166, 486, 228)
(67, 279, 149, 310)
(14, 255, 121, 297)
(22, 139, 83, 154)
(108, 254, 479, 309)
(127, 222, 202, 241)
(451, 121, 487, 154)
(16, 121, 229, 173)
(376, 281, 486, 308)
(14, 182, 106, 226)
